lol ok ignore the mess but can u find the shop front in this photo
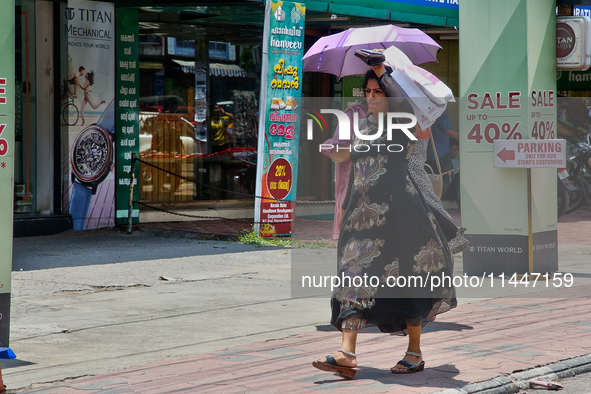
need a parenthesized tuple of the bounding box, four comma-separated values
(122, 0, 460, 224)
(9, 0, 460, 236)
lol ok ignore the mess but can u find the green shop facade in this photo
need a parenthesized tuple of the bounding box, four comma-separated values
(3, 0, 460, 241)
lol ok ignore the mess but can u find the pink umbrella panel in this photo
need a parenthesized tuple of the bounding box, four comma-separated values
(302, 25, 441, 78)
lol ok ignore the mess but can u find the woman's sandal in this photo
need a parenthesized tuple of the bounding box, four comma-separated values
(391, 351, 425, 374)
(312, 349, 357, 379)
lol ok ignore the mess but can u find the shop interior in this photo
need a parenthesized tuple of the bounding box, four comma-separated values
(129, 2, 459, 211)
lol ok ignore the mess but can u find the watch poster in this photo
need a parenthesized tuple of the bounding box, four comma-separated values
(254, 0, 305, 237)
(61, 0, 116, 230)
(0, 0, 15, 347)
(114, 8, 139, 225)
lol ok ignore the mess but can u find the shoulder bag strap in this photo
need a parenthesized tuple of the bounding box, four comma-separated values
(429, 134, 443, 175)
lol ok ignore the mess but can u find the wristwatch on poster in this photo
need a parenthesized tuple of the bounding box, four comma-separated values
(70, 99, 115, 195)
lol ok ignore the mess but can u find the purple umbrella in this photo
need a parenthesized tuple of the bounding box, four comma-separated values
(302, 25, 441, 78)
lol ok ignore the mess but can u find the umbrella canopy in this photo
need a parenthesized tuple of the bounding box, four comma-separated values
(302, 25, 441, 78)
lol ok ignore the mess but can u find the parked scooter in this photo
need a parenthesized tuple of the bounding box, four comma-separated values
(557, 172, 569, 218)
(560, 133, 591, 214)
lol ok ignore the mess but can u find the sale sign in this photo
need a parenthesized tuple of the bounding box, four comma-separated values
(0, 0, 14, 347)
(464, 92, 524, 148)
(459, 0, 558, 277)
(255, 0, 305, 237)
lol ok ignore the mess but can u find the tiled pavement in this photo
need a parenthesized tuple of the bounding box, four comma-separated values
(17, 207, 591, 393)
(18, 287, 591, 393)
(556, 206, 591, 245)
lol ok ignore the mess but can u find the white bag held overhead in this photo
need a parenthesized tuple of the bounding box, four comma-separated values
(391, 67, 446, 129)
(383, 46, 455, 129)
(384, 46, 455, 104)
(406, 64, 454, 106)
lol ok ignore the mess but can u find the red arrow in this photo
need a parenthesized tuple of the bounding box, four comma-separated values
(497, 147, 515, 163)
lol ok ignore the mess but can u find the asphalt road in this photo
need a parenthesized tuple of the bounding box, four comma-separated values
(522, 372, 591, 393)
(7, 228, 331, 391)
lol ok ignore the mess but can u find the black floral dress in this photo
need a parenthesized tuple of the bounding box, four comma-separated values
(331, 114, 456, 334)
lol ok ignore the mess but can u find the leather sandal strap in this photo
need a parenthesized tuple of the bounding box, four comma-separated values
(396, 360, 417, 369)
(325, 355, 338, 366)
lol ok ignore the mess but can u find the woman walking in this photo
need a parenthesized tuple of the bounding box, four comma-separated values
(313, 60, 456, 378)
(408, 133, 469, 255)
(78, 70, 106, 126)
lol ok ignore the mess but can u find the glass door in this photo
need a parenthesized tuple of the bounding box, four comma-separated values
(14, 0, 37, 214)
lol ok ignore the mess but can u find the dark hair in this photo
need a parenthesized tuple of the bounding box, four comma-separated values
(79, 66, 85, 72)
(362, 66, 394, 93)
(87, 70, 95, 86)
(449, 138, 459, 148)
(210, 102, 221, 113)
(362, 69, 379, 92)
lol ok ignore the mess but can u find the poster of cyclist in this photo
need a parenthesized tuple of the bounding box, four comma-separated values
(60, 0, 115, 230)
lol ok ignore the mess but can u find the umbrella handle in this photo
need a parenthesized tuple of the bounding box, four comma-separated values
(317, 45, 329, 71)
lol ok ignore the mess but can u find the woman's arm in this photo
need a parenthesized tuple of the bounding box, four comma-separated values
(369, 63, 388, 79)
(222, 109, 234, 120)
(369, 63, 412, 113)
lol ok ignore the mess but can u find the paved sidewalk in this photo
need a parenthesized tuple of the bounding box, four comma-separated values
(9, 207, 591, 393)
(16, 287, 591, 393)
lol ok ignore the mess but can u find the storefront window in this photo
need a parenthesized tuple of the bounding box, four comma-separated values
(14, 0, 37, 214)
(136, 6, 263, 205)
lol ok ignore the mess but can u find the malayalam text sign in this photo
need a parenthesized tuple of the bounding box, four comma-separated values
(493, 139, 566, 168)
(255, 0, 305, 237)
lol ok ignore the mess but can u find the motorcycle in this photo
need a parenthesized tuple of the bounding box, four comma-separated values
(557, 172, 569, 218)
(560, 133, 591, 215)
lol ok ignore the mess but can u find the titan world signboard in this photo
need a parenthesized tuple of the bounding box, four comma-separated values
(61, 0, 116, 230)
(556, 16, 591, 71)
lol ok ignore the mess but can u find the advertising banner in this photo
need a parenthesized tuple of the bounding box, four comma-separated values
(115, 9, 139, 225)
(0, 0, 14, 347)
(574, 6, 591, 17)
(255, 0, 306, 236)
(382, 0, 458, 10)
(556, 16, 591, 71)
(460, 0, 557, 276)
(341, 76, 365, 109)
(61, 0, 115, 230)
(557, 69, 591, 90)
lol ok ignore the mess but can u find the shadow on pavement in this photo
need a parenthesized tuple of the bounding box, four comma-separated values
(12, 227, 279, 271)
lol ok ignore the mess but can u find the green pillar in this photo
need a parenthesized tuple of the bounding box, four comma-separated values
(459, 0, 558, 275)
(0, 0, 15, 346)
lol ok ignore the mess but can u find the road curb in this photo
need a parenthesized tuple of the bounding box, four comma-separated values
(435, 354, 591, 394)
